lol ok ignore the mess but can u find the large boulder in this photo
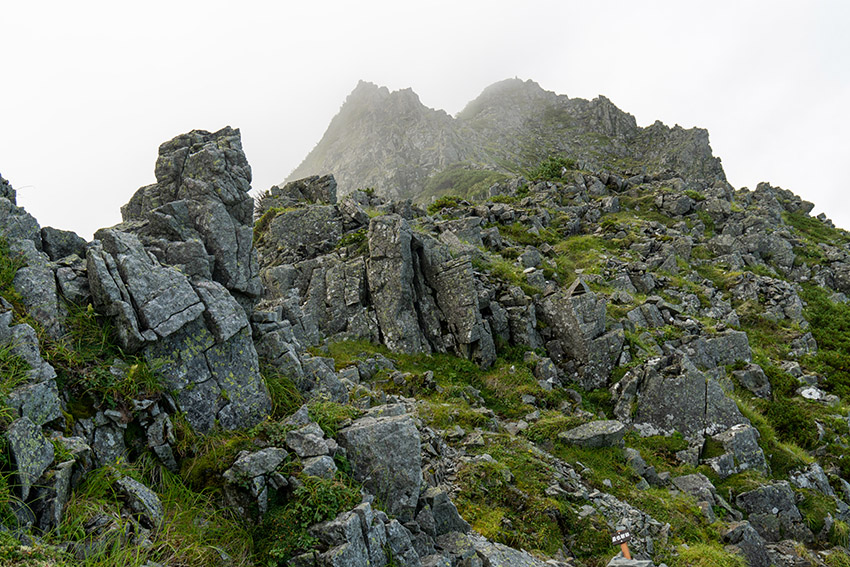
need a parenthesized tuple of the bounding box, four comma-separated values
(6, 417, 54, 501)
(337, 406, 422, 521)
(367, 215, 429, 353)
(0, 175, 42, 248)
(616, 356, 747, 440)
(257, 174, 338, 213)
(88, 128, 271, 433)
(722, 521, 771, 567)
(703, 424, 768, 478)
(121, 127, 262, 306)
(365, 214, 495, 366)
(559, 420, 626, 448)
(736, 482, 814, 543)
(469, 533, 554, 566)
(10, 239, 67, 339)
(257, 205, 344, 265)
(540, 289, 623, 389)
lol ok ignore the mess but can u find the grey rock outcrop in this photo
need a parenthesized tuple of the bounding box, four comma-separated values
(6, 416, 55, 501)
(258, 174, 338, 214)
(41, 227, 87, 261)
(87, 128, 271, 433)
(0, 175, 42, 248)
(115, 476, 164, 528)
(614, 355, 747, 440)
(540, 289, 623, 389)
(469, 533, 556, 566)
(257, 207, 497, 370)
(722, 521, 771, 567)
(11, 238, 67, 339)
(337, 406, 422, 521)
(307, 502, 421, 567)
(736, 482, 814, 543)
(559, 420, 626, 448)
(121, 126, 262, 306)
(703, 424, 768, 478)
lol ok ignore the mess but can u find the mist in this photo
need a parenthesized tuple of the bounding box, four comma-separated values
(2, 0, 848, 239)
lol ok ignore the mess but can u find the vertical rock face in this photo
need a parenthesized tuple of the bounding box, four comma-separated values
(121, 126, 262, 307)
(540, 289, 623, 389)
(287, 78, 726, 201)
(87, 128, 270, 433)
(367, 215, 426, 353)
(365, 214, 496, 366)
(337, 408, 422, 521)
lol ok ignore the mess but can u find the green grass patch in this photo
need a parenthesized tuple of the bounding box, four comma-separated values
(0, 238, 26, 316)
(695, 211, 716, 237)
(0, 343, 30, 427)
(174, 417, 253, 492)
(684, 190, 706, 202)
(733, 394, 812, 477)
(626, 432, 691, 472)
(783, 211, 850, 247)
(307, 401, 359, 438)
(667, 542, 746, 567)
(801, 284, 850, 398)
(797, 487, 837, 536)
(553, 235, 619, 281)
(335, 227, 368, 255)
(45, 303, 162, 409)
(421, 164, 509, 203)
(55, 458, 253, 566)
(524, 412, 587, 445)
(253, 473, 361, 565)
(320, 339, 568, 420)
(427, 194, 467, 215)
(455, 435, 564, 556)
(260, 361, 303, 420)
(497, 222, 560, 247)
(253, 206, 287, 243)
(524, 156, 577, 182)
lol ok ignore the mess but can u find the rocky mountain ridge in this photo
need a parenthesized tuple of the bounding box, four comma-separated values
(286, 79, 724, 203)
(0, 101, 850, 567)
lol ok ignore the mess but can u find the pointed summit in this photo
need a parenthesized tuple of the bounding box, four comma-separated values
(286, 79, 725, 201)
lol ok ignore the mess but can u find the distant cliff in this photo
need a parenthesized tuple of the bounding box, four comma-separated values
(286, 78, 725, 201)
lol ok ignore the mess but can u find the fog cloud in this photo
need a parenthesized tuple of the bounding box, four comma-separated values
(2, 0, 848, 238)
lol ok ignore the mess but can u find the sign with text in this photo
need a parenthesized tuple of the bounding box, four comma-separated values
(611, 529, 631, 545)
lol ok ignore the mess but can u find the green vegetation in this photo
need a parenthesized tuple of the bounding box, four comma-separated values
(0, 344, 30, 427)
(52, 458, 254, 566)
(553, 235, 620, 282)
(421, 164, 509, 202)
(253, 206, 282, 242)
(0, 238, 25, 316)
(683, 189, 706, 202)
(47, 303, 162, 409)
(427, 194, 467, 215)
(455, 435, 565, 556)
(254, 474, 361, 565)
(667, 543, 746, 567)
(474, 253, 542, 296)
(525, 156, 577, 182)
(259, 361, 303, 420)
(335, 227, 368, 254)
(801, 284, 850, 398)
(783, 211, 850, 247)
(498, 222, 560, 246)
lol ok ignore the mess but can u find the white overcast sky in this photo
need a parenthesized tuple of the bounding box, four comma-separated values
(2, 1, 849, 239)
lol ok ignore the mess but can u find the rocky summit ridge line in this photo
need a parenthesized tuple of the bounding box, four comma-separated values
(1, 83, 850, 567)
(286, 78, 724, 202)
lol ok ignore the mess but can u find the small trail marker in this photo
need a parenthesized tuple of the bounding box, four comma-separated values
(611, 528, 632, 560)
